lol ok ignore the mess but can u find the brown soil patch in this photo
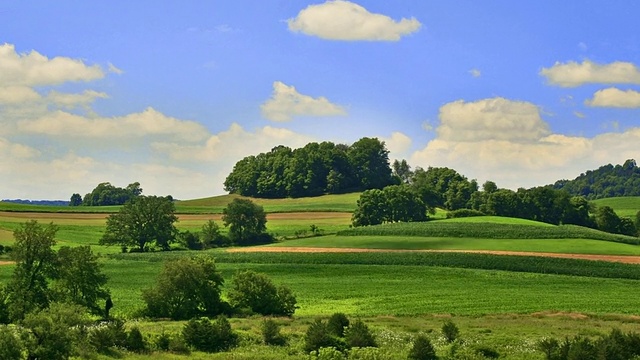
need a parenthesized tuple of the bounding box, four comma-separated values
(227, 247, 640, 264)
(0, 261, 14, 266)
(0, 211, 109, 220)
(531, 311, 589, 319)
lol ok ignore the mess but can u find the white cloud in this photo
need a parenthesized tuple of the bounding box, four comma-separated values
(0, 43, 104, 86)
(540, 60, 640, 87)
(287, 0, 421, 41)
(382, 131, 412, 160)
(469, 69, 481, 78)
(108, 63, 123, 75)
(260, 81, 347, 122)
(17, 107, 209, 142)
(0, 86, 41, 104)
(47, 90, 109, 109)
(585, 87, 640, 108)
(410, 97, 640, 190)
(437, 98, 550, 143)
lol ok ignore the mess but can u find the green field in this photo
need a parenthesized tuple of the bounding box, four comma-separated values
(593, 196, 640, 217)
(1, 195, 640, 359)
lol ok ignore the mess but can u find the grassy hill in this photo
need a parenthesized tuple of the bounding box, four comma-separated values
(592, 196, 640, 217)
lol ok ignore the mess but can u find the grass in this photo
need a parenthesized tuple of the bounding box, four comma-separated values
(593, 196, 640, 218)
(273, 235, 640, 255)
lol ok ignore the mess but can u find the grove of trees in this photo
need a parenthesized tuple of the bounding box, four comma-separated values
(224, 137, 395, 198)
(553, 159, 640, 199)
(70, 181, 143, 206)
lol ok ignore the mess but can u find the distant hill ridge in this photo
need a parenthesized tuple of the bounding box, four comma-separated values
(2, 199, 69, 206)
(552, 159, 640, 199)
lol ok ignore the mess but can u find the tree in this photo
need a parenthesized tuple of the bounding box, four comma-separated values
(348, 137, 393, 190)
(345, 319, 377, 348)
(351, 189, 388, 227)
(227, 270, 297, 316)
(141, 256, 225, 320)
(595, 206, 622, 234)
(69, 193, 82, 206)
(7, 221, 58, 321)
(182, 316, 238, 353)
(393, 159, 413, 184)
(82, 181, 143, 206)
(201, 220, 229, 248)
(100, 195, 178, 252)
(408, 334, 438, 360)
(53, 246, 110, 314)
(222, 198, 271, 246)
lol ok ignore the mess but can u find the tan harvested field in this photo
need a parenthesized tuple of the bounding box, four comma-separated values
(227, 246, 640, 264)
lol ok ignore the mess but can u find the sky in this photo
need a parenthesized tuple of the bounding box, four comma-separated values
(1, 1, 640, 200)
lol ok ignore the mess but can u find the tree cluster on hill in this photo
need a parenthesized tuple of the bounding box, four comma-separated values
(70, 181, 144, 206)
(553, 159, 640, 199)
(224, 137, 395, 198)
(354, 161, 640, 237)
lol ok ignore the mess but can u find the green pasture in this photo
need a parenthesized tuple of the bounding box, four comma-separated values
(593, 196, 640, 217)
(274, 235, 640, 255)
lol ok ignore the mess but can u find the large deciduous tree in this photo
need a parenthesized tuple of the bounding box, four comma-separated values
(222, 198, 271, 245)
(100, 195, 178, 252)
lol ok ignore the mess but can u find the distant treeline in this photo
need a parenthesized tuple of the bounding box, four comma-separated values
(553, 159, 640, 199)
(224, 137, 395, 198)
(1, 199, 69, 206)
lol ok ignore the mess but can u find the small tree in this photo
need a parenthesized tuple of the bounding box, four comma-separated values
(69, 193, 82, 206)
(53, 246, 110, 314)
(442, 320, 459, 343)
(228, 270, 297, 316)
(327, 313, 350, 337)
(100, 195, 178, 251)
(182, 316, 237, 353)
(7, 220, 58, 321)
(345, 319, 376, 348)
(304, 319, 344, 353)
(142, 256, 225, 320)
(408, 334, 438, 360)
(222, 198, 272, 245)
(261, 318, 286, 346)
(201, 220, 230, 248)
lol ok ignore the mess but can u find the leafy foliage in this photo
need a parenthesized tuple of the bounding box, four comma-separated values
(304, 319, 346, 353)
(142, 256, 225, 320)
(100, 195, 178, 251)
(228, 270, 297, 316)
(261, 318, 286, 346)
(224, 138, 393, 198)
(0, 325, 23, 360)
(81, 181, 143, 206)
(327, 312, 350, 337)
(442, 320, 460, 343)
(345, 319, 377, 348)
(408, 334, 438, 360)
(182, 316, 237, 353)
(553, 159, 640, 199)
(352, 185, 428, 227)
(222, 198, 272, 246)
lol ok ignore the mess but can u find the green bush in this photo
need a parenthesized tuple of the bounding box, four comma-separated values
(178, 230, 203, 250)
(261, 318, 286, 346)
(442, 320, 459, 343)
(446, 209, 486, 218)
(126, 326, 147, 353)
(310, 346, 346, 360)
(304, 319, 346, 353)
(182, 316, 237, 353)
(327, 313, 350, 337)
(228, 270, 297, 316)
(0, 325, 23, 360)
(89, 319, 128, 354)
(408, 334, 438, 360)
(345, 319, 377, 348)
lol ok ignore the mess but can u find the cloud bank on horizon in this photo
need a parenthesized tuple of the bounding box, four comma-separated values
(1, 1, 640, 200)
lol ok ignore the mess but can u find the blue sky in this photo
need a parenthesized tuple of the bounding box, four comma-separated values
(1, 1, 640, 199)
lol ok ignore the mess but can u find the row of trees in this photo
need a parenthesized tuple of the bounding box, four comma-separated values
(99, 196, 273, 252)
(70, 182, 144, 206)
(354, 163, 640, 236)
(553, 159, 640, 199)
(224, 137, 395, 198)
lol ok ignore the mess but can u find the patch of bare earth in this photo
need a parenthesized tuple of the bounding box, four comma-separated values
(227, 247, 640, 264)
(0, 261, 14, 266)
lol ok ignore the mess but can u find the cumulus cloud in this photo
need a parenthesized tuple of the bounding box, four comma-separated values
(47, 90, 109, 109)
(540, 60, 640, 87)
(585, 87, 640, 108)
(260, 81, 347, 122)
(382, 131, 412, 160)
(0, 86, 41, 104)
(410, 97, 640, 190)
(437, 98, 550, 143)
(17, 107, 209, 142)
(0, 43, 104, 86)
(287, 0, 421, 41)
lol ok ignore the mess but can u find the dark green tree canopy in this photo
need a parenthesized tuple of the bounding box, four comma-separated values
(224, 138, 393, 198)
(222, 198, 271, 246)
(80, 181, 143, 206)
(553, 159, 640, 199)
(100, 195, 178, 252)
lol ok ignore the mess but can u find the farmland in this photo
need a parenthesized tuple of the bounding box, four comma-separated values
(1, 193, 640, 359)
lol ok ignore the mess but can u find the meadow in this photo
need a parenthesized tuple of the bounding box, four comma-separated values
(1, 194, 640, 359)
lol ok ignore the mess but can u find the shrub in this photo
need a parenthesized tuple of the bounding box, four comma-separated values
(154, 331, 171, 351)
(442, 320, 459, 343)
(327, 313, 350, 337)
(182, 316, 237, 353)
(474, 345, 499, 359)
(408, 334, 438, 360)
(201, 220, 230, 248)
(0, 325, 23, 360)
(446, 209, 486, 219)
(142, 256, 225, 320)
(304, 319, 345, 353)
(126, 326, 147, 353)
(345, 319, 377, 348)
(178, 230, 203, 250)
(89, 319, 128, 354)
(261, 318, 286, 346)
(228, 270, 297, 316)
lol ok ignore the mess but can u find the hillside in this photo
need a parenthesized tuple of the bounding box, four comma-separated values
(553, 159, 640, 199)
(592, 196, 640, 218)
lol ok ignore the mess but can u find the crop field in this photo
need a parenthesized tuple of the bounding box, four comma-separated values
(1, 195, 639, 359)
